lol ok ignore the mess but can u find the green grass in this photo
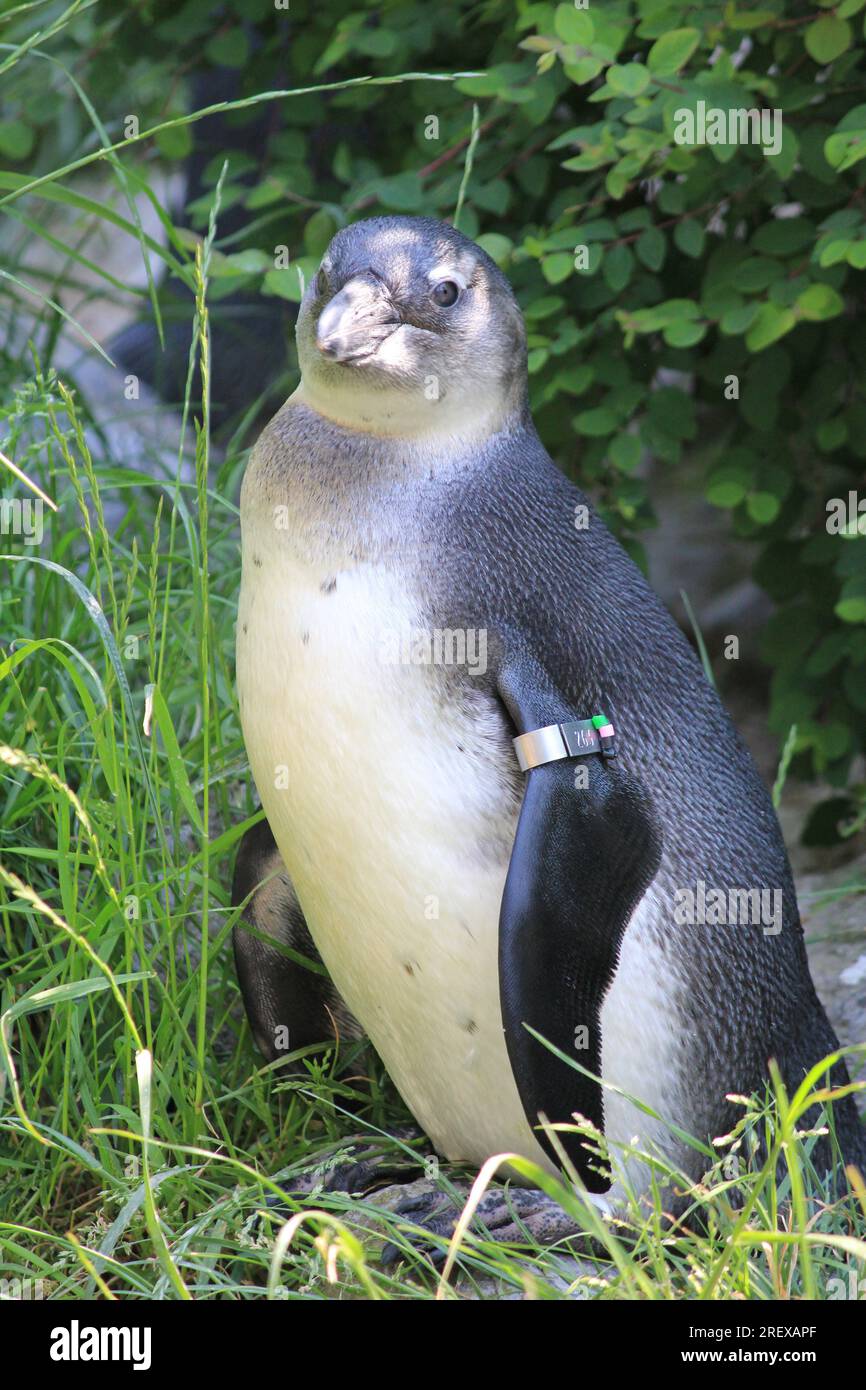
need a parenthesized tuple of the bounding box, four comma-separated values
(1, 292, 866, 1299)
(1, 21, 865, 1302)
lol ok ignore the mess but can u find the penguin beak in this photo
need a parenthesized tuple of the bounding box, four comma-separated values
(315, 273, 400, 363)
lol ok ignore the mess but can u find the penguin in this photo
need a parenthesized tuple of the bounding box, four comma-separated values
(232, 215, 864, 1209)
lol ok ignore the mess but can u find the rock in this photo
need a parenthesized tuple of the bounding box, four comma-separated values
(799, 858, 866, 1113)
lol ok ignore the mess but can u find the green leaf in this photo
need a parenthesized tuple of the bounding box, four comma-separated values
(720, 303, 759, 335)
(476, 232, 513, 266)
(354, 27, 398, 58)
(646, 27, 700, 75)
(769, 124, 800, 181)
(0, 119, 34, 161)
(245, 177, 287, 211)
(554, 4, 594, 45)
(603, 242, 634, 292)
(204, 27, 250, 67)
(607, 63, 650, 96)
(563, 55, 606, 85)
(605, 167, 630, 200)
(210, 248, 271, 277)
(620, 299, 698, 334)
(752, 218, 815, 255)
(707, 479, 747, 508)
(806, 633, 850, 677)
(649, 385, 696, 440)
(727, 7, 778, 27)
(609, 433, 641, 472)
(747, 492, 781, 525)
(737, 257, 783, 293)
(663, 319, 706, 347)
(263, 264, 309, 302)
(824, 129, 866, 172)
(375, 172, 424, 211)
(556, 364, 595, 395)
(635, 225, 665, 271)
(154, 124, 193, 160)
(819, 723, 853, 760)
(525, 295, 564, 321)
(542, 251, 574, 284)
(575, 406, 618, 436)
(745, 303, 797, 351)
(818, 237, 854, 266)
(304, 208, 338, 257)
(796, 283, 844, 320)
(836, 597, 866, 623)
(673, 218, 705, 258)
(816, 417, 848, 451)
(804, 16, 852, 64)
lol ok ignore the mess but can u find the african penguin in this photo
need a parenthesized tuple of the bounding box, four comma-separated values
(233, 215, 864, 1202)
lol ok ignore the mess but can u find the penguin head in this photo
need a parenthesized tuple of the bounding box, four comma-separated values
(294, 216, 527, 438)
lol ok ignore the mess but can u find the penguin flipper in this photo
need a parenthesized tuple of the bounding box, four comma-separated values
(232, 817, 361, 1062)
(497, 659, 663, 1192)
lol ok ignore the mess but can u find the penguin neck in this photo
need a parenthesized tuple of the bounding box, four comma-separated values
(242, 392, 533, 566)
(271, 389, 531, 485)
(288, 372, 527, 454)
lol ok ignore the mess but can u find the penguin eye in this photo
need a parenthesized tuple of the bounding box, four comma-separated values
(315, 268, 328, 297)
(431, 279, 460, 308)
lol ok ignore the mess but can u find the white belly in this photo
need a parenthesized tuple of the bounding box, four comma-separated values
(236, 514, 552, 1172)
(237, 492, 685, 1192)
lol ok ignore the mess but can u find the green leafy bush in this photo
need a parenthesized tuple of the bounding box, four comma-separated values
(2, 0, 866, 792)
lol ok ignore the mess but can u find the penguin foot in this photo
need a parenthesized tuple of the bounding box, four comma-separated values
(375, 1179, 583, 1268)
(262, 1131, 588, 1270)
(267, 1126, 432, 1214)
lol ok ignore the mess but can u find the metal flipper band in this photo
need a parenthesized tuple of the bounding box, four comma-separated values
(513, 714, 616, 772)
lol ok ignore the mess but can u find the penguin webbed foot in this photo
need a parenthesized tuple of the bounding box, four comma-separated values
(262, 1133, 586, 1271)
(262, 1124, 432, 1224)
(290, 1125, 431, 1199)
(377, 1180, 584, 1269)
